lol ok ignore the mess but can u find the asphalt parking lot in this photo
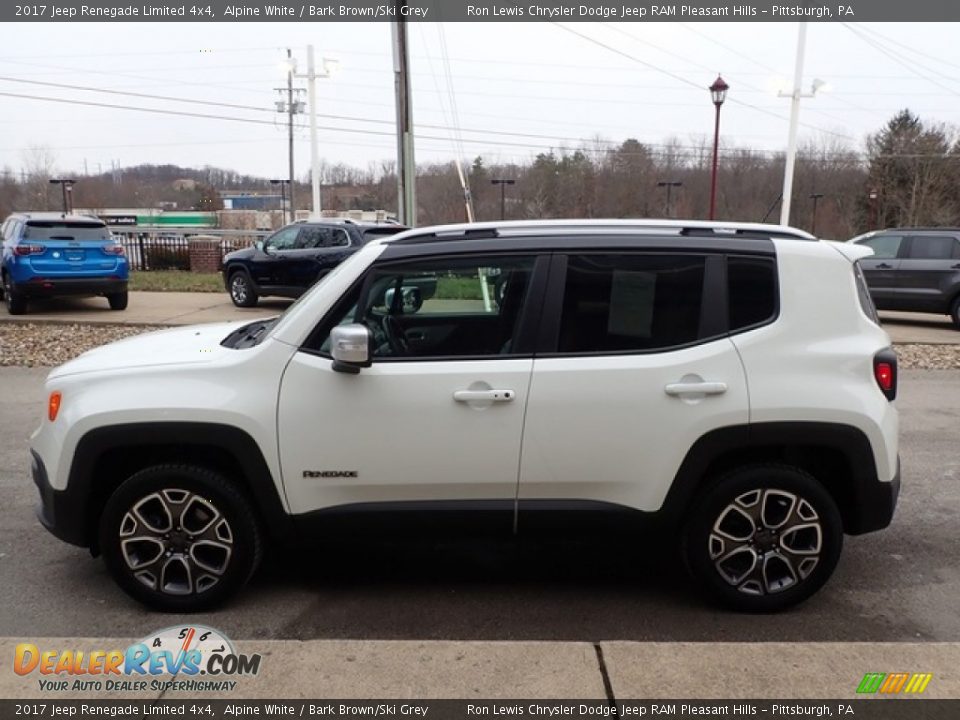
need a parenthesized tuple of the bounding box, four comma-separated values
(1, 367, 958, 644)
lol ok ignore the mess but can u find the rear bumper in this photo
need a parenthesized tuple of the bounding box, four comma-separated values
(32, 450, 88, 548)
(15, 278, 127, 299)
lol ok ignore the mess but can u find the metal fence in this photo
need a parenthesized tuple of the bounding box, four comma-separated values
(112, 228, 271, 271)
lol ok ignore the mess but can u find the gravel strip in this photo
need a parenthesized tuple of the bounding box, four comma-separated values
(1, 322, 959, 370)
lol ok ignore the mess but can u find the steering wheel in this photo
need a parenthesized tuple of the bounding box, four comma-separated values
(381, 314, 410, 356)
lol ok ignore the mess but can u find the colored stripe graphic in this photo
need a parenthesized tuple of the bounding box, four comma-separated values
(904, 674, 933, 694)
(880, 672, 910, 693)
(857, 673, 886, 693)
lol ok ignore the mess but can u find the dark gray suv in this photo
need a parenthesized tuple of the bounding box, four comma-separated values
(852, 228, 960, 329)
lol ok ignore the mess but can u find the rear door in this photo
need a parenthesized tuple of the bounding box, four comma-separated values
(896, 234, 960, 312)
(517, 252, 750, 519)
(855, 234, 904, 308)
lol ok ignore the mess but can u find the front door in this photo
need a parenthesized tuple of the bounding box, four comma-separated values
(277, 253, 544, 526)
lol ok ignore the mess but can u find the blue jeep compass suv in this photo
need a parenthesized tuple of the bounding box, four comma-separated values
(1, 213, 129, 315)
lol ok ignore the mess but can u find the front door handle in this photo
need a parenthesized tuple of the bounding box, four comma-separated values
(453, 389, 515, 403)
(877, 263, 893, 269)
(664, 381, 728, 397)
(951, 263, 960, 270)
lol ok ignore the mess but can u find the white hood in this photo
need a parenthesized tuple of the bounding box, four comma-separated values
(49, 321, 250, 379)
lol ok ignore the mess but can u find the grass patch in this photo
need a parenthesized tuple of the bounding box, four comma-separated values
(129, 270, 223, 293)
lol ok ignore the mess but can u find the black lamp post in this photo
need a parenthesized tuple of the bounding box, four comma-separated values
(708, 75, 729, 221)
(491, 179, 515, 221)
(49, 178, 76, 214)
(271, 179, 291, 224)
(809, 192, 824, 235)
(657, 180, 682, 218)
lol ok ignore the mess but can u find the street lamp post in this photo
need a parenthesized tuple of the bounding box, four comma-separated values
(49, 178, 75, 214)
(708, 75, 729, 221)
(809, 192, 824, 235)
(657, 180, 682, 218)
(270, 179, 291, 224)
(491, 178, 515, 221)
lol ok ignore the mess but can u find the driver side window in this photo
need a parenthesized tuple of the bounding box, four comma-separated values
(265, 226, 299, 251)
(313, 255, 537, 360)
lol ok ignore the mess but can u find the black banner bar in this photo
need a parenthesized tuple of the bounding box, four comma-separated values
(5, 0, 960, 23)
(2, 699, 958, 720)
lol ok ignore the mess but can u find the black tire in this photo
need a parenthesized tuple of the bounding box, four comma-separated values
(2, 274, 26, 315)
(99, 464, 263, 612)
(228, 269, 258, 308)
(107, 291, 128, 311)
(683, 464, 843, 612)
(950, 295, 960, 330)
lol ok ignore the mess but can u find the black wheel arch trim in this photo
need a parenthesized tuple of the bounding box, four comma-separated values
(662, 421, 899, 535)
(40, 422, 294, 550)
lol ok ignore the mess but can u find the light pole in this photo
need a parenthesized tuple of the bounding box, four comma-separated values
(49, 178, 75, 214)
(491, 179, 515, 220)
(270, 179, 290, 224)
(657, 180, 682, 218)
(809, 192, 824, 235)
(708, 75, 728, 221)
(868, 188, 880, 230)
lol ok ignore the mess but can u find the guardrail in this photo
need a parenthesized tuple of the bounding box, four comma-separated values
(110, 227, 272, 271)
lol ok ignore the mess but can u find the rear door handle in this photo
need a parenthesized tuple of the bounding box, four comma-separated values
(877, 263, 893, 269)
(664, 381, 728, 397)
(951, 263, 960, 270)
(453, 389, 515, 403)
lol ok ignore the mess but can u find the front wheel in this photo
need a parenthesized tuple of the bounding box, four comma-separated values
(683, 464, 843, 612)
(99, 464, 263, 612)
(228, 270, 258, 308)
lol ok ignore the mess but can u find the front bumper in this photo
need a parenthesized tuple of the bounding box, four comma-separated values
(15, 278, 127, 299)
(32, 450, 88, 548)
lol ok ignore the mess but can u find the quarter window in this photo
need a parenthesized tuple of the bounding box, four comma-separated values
(728, 257, 777, 331)
(557, 254, 706, 353)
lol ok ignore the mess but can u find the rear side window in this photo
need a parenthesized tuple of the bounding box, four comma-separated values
(298, 226, 350, 249)
(859, 234, 902, 259)
(557, 254, 705, 353)
(728, 257, 777, 332)
(853, 262, 880, 324)
(22, 221, 109, 241)
(907, 235, 960, 260)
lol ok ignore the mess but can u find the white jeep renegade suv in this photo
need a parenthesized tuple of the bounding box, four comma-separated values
(30, 220, 900, 613)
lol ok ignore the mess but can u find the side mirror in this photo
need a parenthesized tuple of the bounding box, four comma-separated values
(330, 324, 372, 374)
(265, 244, 278, 256)
(384, 286, 423, 314)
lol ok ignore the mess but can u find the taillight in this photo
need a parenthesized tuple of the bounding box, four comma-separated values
(873, 349, 898, 401)
(48, 391, 62, 422)
(102, 244, 125, 255)
(14, 244, 44, 256)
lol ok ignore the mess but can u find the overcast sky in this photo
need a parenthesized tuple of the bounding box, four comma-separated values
(0, 21, 956, 179)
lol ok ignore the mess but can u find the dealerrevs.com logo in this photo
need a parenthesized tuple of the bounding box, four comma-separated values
(14, 625, 261, 693)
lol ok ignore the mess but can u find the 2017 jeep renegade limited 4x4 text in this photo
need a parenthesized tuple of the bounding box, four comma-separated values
(31, 220, 900, 613)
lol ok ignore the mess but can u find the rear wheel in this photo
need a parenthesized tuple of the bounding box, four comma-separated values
(683, 464, 843, 612)
(950, 296, 960, 329)
(2, 274, 26, 315)
(228, 270, 258, 308)
(107, 291, 128, 311)
(99, 464, 263, 612)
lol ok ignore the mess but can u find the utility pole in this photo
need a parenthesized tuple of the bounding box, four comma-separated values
(295, 47, 339, 218)
(49, 178, 75, 214)
(276, 50, 305, 222)
(392, 11, 416, 226)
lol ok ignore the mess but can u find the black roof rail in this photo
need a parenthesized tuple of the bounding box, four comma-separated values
(392, 227, 501, 244)
(678, 227, 817, 241)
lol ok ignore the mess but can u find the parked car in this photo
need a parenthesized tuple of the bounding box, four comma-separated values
(0, 213, 128, 315)
(31, 219, 899, 613)
(222, 219, 408, 307)
(851, 228, 960, 328)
